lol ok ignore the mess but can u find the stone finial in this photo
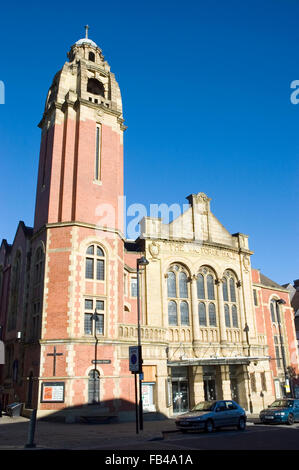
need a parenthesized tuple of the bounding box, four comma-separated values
(85, 25, 89, 39)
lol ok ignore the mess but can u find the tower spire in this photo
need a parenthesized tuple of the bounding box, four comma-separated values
(85, 24, 89, 39)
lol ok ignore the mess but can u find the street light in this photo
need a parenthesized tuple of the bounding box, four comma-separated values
(137, 256, 149, 431)
(274, 298, 291, 397)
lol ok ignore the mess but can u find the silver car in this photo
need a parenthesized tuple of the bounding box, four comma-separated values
(175, 400, 247, 433)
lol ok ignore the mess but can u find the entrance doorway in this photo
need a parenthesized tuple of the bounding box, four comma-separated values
(229, 366, 240, 403)
(171, 366, 189, 414)
(203, 366, 217, 401)
(172, 381, 189, 413)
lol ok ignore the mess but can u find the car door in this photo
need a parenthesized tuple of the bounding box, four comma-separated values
(294, 400, 299, 422)
(225, 401, 240, 425)
(214, 401, 227, 427)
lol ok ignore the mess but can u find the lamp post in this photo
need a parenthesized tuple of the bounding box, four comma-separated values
(90, 308, 99, 403)
(274, 298, 291, 397)
(137, 256, 149, 431)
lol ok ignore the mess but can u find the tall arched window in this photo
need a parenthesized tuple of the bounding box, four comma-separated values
(31, 247, 44, 340)
(167, 264, 190, 326)
(8, 251, 21, 331)
(270, 299, 280, 323)
(88, 370, 100, 404)
(85, 245, 105, 280)
(222, 270, 239, 329)
(197, 267, 218, 328)
(198, 302, 207, 326)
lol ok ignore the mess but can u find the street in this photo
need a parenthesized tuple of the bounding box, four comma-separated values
(1, 416, 299, 451)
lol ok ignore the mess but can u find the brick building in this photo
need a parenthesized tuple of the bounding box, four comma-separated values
(0, 31, 298, 421)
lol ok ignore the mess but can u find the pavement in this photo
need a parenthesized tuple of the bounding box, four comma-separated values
(0, 413, 260, 450)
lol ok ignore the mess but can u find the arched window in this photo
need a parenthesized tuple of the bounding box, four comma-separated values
(87, 78, 105, 97)
(270, 299, 280, 323)
(207, 275, 215, 300)
(30, 247, 44, 341)
(222, 270, 239, 329)
(8, 252, 21, 331)
(270, 300, 276, 322)
(232, 305, 238, 328)
(209, 303, 217, 327)
(222, 278, 229, 302)
(167, 272, 176, 298)
(85, 245, 105, 280)
(180, 301, 189, 325)
(198, 302, 207, 326)
(88, 51, 95, 62)
(197, 274, 205, 299)
(224, 304, 230, 327)
(168, 300, 178, 326)
(167, 265, 190, 326)
(197, 267, 218, 328)
(179, 272, 188, 298)
(88, 370, 100, 404)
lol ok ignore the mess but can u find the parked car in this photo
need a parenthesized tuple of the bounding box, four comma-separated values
(259, 399, 299, 425)
(175, 400, 247, 433)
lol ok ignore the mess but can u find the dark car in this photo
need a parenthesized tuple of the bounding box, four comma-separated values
(259, 399, 299, 425)
(175, 400, 247, 433)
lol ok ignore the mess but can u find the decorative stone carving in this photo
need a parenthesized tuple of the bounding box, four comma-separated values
(149, 242, 160, 259)
(243, 255, 250, 272)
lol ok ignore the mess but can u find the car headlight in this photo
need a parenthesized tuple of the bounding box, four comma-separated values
(275, 412, 286, 416)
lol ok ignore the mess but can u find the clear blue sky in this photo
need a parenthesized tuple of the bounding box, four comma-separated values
(0, 0, 298, 285)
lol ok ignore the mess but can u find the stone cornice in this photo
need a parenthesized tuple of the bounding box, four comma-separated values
(252, 282, 289, 294)
(45, 220, 126, 241)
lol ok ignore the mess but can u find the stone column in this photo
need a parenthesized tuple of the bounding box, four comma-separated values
(217, 280, 227, 343)
(190, 275, 201, 342)
(190, 366, 205, 405)
(221, 365, 232, 400)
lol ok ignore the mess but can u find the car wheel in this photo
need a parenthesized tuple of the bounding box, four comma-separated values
(287, 414, 294, 426)
(237, 417, 246, 431)
(205, 419, 214, 433)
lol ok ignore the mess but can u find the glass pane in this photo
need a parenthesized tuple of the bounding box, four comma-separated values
(224, 304, 230, 327)
(85, 299, 93, 310)
(198, 302, 207, 326)
(131, 278, 137, 297)
(270, 302, 276, 322)
(96, 260, 105, 280)
(207, 275, 215, 300)
(97, 246, 104, 257)
(84, 314, 92, 334)
(230, 278, 236, 302)
(95, 314, 104, 335)
(168, 301, 178, 325)
(232, 305, 238, 327)
(179, 272, 188, 298)
(96, 300, 104, 311)
(180, 301, 189, 325)
(209, 303, 217, 326)
(223, 278, 228, 302)
(86, 245, 94, 255)
(167, 272, 177, 298)
(197, 274, 205, 299)
(85, 258, 94, 279)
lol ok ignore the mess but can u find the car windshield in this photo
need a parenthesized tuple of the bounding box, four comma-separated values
(270, 400, 293, 408)
(191, 401, 216, 411)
